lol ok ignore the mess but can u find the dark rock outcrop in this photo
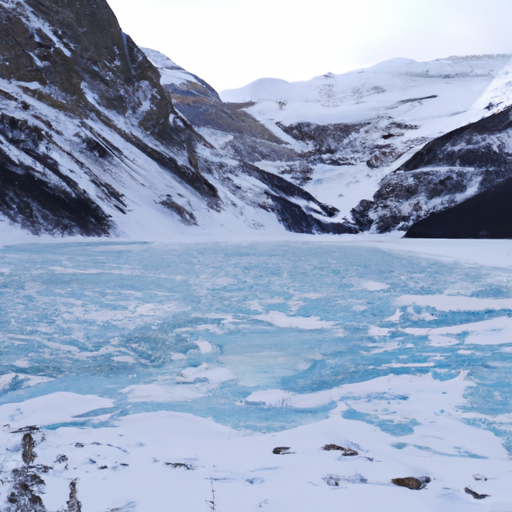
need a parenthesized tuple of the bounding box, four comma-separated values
(0, 0, 174, 138)
(276, 120, 419, 170)
(465, 487, 489, 499)
(0, 141, 113, 236)
(272, 446, 293, 455)
(3, 427, 85, 512)
(143, 49, 296, 165)
(66, 480, 82, 512)
(244, 164, 357, 234)
(405, 174, 512, 238)
(22, 432, 37, 465)
(322, 444, 359, 456)
(391, 476, 431, 490)
(352, 106, 512, 234)
(6, 430, 46, 512)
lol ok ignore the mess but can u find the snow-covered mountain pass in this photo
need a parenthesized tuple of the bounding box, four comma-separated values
(219, 55, 512, 220)
(0, 0, 355, 242)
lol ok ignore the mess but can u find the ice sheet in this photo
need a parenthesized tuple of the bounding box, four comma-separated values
(1, 241, 512, 510)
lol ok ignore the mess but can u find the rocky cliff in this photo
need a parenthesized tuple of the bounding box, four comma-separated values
(352, 105, 512, 235)
(0, 0, 352, 238)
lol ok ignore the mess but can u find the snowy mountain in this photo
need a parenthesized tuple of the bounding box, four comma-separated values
(357, 103, 512, 234)
(2, 0, 512, 240)
(401, 105, 512, 238)
(220, 55, 512, 236)
(143, 48, 299, 169)
(0, 0, 352, 241)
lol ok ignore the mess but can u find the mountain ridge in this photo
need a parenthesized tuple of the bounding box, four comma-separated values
(219, 53, 512, 237)
(0, 0, 355, 240)
(1, 0, 512, 240)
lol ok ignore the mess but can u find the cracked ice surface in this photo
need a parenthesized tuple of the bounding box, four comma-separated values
(1, 241, 512, 511)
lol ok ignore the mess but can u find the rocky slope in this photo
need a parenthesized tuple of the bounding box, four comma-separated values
(3, 0, 512, 240)
(353, 105, 512, 234)
(0, 0, 352, 239)
(142, 49, 297, 166)
(404, 173, 512, 239)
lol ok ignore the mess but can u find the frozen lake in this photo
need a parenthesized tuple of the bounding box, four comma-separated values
(1, 240, 511, 511)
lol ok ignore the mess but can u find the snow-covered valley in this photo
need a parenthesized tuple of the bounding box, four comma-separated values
(150, 48, 512, 236)
(2, 0, 512, 239)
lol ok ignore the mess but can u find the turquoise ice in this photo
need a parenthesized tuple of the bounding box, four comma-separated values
(0, 241, 511, 450)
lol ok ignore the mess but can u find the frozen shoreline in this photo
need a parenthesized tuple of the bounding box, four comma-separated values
(2, 221, 512, 269)
(2, 372, 510, 512)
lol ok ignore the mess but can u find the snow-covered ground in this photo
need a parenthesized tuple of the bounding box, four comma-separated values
(1, 238, 512, 511)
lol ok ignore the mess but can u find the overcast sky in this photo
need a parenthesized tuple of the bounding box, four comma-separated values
(107, 0, 512, 92)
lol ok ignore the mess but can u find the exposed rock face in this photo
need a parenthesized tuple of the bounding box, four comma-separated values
(276, 120, 421, 170)
(0, 121, 113, 236)
(0, 0, 217, 235)
(244, 164, 357, 234)
(322, 444, 359, 456)
(405, 174, 512, 238)
(0, 0, 352, 237)
(142, 49, 297, 166)
(1, 0, 173, 137)
(352, 106, 512, 233)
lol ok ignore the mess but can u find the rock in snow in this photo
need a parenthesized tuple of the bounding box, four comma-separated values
(464, 487, 490, 499)
(322, 444, 359, 456)
(391, 476, 431, 490)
